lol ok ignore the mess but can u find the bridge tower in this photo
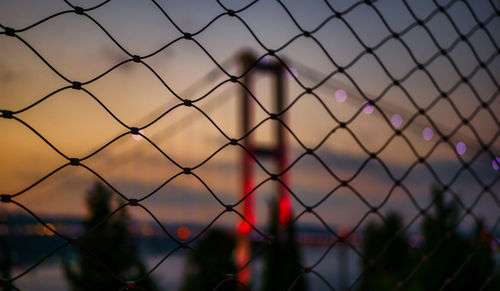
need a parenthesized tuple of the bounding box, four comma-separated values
(234, 51, 292, 286)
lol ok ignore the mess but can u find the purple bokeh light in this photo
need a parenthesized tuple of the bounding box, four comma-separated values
(422, 127, 433, 141)
(456, 141, 466, 155)
(363, 102, 374, 114)
(259, 55, 270, 65)
(286, 67, 299, 79)
(493, 157, 500, 171)
(391, 114, 403, 128)
(335, 89, 347, 103)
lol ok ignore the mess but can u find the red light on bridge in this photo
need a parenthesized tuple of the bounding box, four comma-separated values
(278, 195, 291, 225)
(237, 209, 256, 235)
(177, 226, 191, 240)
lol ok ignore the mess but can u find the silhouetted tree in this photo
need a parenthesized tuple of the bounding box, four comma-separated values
(359, 186, 500, 290)
(415, 186, 500, 290)
(261, 197, 306, 291)
(359, 212, 419, 290)
(63, 182, 158, 291)
(181, 228, 237, 291)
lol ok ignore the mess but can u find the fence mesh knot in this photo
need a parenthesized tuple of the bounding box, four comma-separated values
(1, 110, 13, 119)
(69, 158, 80, 166)
(71, 81, 82, 90)
(1, 194, 11, 203)
(4, 27, 15, 36)
(130, 127, 140, 135)
(74, 6, 84, 15)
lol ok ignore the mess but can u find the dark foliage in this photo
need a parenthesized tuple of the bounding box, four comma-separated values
(0, 240, 13, 291)
(359, 212, 419, 290)
(181, 228, 237, 291)
(415, 186, 499, 290)
(359, 186, 499, 290)
(261, 198, 306, 291)
(63, 182, 159, 291)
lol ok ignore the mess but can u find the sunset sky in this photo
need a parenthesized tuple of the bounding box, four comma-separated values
(1, 0, 499, 233)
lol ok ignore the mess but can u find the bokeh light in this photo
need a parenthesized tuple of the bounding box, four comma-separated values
(493, 157, 500, 171)
(259, 55, 270, 64)
(456, 141, 466, 155)
(132, 130, 145, 141)
(141, 223, 154, 236)
(391, 114, 403, 128)
(177, 226, 191, 240)
(362, 102, 374, 114)
(286, 67, 299, 79)
(38, 223, 55, 236)
(335, 89, 347, 103)
(422, 127, 433, 141)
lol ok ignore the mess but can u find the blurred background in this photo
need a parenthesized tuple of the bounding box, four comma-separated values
(0, 0, 499, 290)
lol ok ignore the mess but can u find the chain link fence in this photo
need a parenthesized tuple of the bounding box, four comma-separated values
(1, 0, 499, 290)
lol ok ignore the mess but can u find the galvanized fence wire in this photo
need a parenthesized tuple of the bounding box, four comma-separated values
(0, 0, 499, 290)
